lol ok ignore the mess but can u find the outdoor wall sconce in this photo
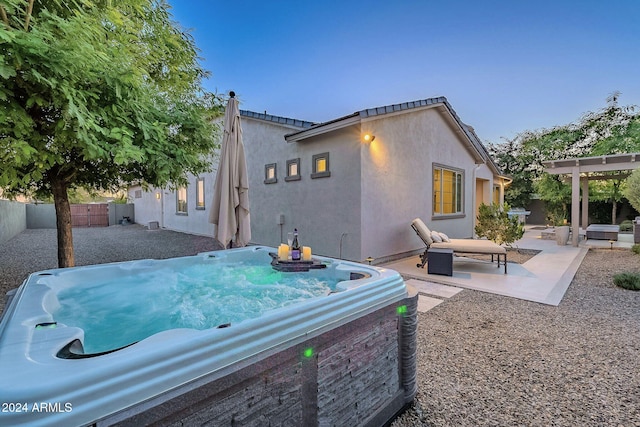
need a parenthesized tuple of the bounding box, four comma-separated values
(155, 192, 161, 200)
(362, 133, 375, 143)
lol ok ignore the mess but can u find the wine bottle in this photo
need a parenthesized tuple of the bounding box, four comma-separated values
(291, 229, 301, 261)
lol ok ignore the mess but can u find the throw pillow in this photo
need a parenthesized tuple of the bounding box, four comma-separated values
(431, 230, 442, 243)
(438, 232, 450, 242)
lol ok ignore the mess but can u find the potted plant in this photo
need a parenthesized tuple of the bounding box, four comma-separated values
(545, 204, 570, 245)
(554, 219, 570, 245)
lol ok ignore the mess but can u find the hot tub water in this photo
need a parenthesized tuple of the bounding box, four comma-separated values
(54, 261, 341, 354)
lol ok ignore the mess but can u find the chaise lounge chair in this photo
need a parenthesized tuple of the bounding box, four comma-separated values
(411, 218, 508, 274)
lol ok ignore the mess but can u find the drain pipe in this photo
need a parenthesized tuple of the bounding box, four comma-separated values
(472, 164, 482, 238)
(339, 233, 348, 260)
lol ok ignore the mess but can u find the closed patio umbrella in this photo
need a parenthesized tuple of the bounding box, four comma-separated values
(209, 91, 251, 247)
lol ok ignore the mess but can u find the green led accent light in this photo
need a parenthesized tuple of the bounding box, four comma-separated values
(397, 305, 407, 315)
(303, 347, 314, 358)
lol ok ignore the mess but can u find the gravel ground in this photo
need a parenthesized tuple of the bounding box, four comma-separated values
(392, 248, 640, 427)
(0, 225, 223, 314)
(1, 228, 639, 426)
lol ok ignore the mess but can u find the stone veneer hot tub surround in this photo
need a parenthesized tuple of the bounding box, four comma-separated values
(0, 246, 417, 426)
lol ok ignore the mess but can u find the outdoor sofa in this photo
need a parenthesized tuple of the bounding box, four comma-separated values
(585, 224, 619, 241)
(411, 218, 508, 274)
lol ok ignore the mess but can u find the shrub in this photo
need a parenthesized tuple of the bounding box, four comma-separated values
(625, 168, 640, 213)
(632, 244, 640, 255)
(613, 272, 640, 291)
(475, 202, 525, 246)
(619, 220, 633, 232)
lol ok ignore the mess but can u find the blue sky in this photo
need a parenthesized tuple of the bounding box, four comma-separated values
(167, 0, 640, 144)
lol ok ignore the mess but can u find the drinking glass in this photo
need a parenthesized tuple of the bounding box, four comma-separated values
(287, 232, 293, 248)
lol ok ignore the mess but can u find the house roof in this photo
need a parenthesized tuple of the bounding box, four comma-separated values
(284, 96, 503, 175)
(240, 110, 315, 129)
(240, 97, 504, 176)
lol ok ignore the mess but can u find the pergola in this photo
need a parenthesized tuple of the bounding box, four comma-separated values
(542, 153, 640, 247)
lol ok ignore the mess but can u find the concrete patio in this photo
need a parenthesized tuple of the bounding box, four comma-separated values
(382, 226, 636, 306)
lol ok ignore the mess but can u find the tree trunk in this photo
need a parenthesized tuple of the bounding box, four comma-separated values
(611, 201, 618, 225)
(51, 177, 75, 268)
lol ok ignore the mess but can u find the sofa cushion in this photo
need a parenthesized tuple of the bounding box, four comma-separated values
(431, 239, 506, 254)
(412, 218, 433, 245)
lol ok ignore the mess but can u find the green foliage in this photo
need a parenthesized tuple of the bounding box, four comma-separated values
(475, 202, 525, 246)
(0, 0, 223, 199)
(632, 244, 640, 255)
(535, 174, 572, 205)
(0, 0, 223, 266)
(625, 168, 640, 213)
(112, 194, 128, 204)
(613, 272, 640, 291)
(619, 220, 633, 232)
(487, 138, 534, 208)
(489, 93, 640, 213)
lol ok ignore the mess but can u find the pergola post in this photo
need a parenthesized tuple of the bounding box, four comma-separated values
(571, 166, 580, 247)
(544, 154, 640, 247)
(581, 176, 589, 228)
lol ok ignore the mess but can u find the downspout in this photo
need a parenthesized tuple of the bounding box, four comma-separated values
(472, 164, 482, 238)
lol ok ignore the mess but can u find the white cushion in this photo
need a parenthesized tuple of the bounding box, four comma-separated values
(438, 232, 450, 242)
(412, 218, 433, 245)
(431, 230, 442, 243)
(431, 239, 506, 254)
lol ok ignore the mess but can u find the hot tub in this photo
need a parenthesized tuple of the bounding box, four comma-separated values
(0, 246, 417, 426)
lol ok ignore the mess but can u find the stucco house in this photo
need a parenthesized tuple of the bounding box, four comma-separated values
(129, 96, 509, 263)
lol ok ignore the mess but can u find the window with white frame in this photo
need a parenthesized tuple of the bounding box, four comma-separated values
(285, 158, 301, 182)
(264, 163, 277, 184)
(176, 187, 187, 214)
(433, 165, 463, 215)
(196, 178, 205, 209)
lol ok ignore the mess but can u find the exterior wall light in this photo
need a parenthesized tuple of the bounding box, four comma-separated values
(155, 192, 161, 200)
(362, 133, 375, 143)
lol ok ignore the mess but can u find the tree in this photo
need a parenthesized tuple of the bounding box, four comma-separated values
(534, 174, 572, 225)
(490, 94, 640, 224)
(625, 168, 640, 213)
(487, 137, 534, 208)
(474, 202, 524, 246)
(1, 0, 222, 267)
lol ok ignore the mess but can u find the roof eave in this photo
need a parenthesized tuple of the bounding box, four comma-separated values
(285, 113, 360, 142)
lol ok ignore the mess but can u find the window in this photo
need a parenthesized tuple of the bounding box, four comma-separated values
(433, 165, 463, 215)
(311, 152, 331, 179)
(196, 178, 205, 209)
(176, 187, 187, 214)
(264, 163, 277, 184)
(493, 185, 500, 205)
(134, 190, 142, 199)
(285, 158, 301, 181)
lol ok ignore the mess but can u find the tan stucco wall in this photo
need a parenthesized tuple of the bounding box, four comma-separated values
(360, 107, 482, 261)
(129, 104, 501, 262)
(244, 119, 362, 260)
(129, 172, 217, 237)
